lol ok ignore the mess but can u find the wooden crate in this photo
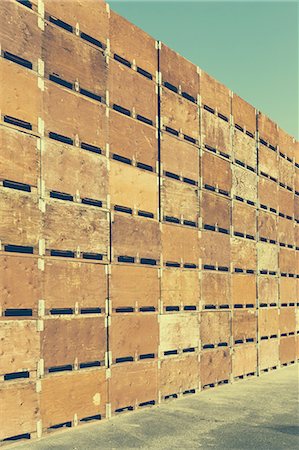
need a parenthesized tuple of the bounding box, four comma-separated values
(279, 157, 294, 189)
(202, 109, 231, 156)
(162, 223, 199, 266)
(232, 165, 257, 204)
(112, 213, 161, 262)
(0, 187, 42, 248)
(41, 317, 106, 369)
(44, 0, 109, 46)
(258, 308, 279, 338)
(258, 276, 279, 306)
(110, 264, 159, 312)
(278, 187, 294, 218)
(279, 307, 296, 335)
(0, 126, 39, 187)
(109, 360, 158, 413)
(43, 23, 107, 98)
(231, 274, 256, 307)
(0, 58, 41, 131)
(258, 210, 278, 242)
(232, 343, 257, 378)
(110, 10, 157, 77)
(159, 313, 199, 354)
(40, 368, 107, 428)
(0, 321, 39, 376)
(202, 190, 231, 232)
(258, 338, 279, 370)
(259, 144, 279, 180)
(232, 310, 256, 343)
(202, 151, 232, 194)
(231, 237, 256, 271)
(160, 43, 199, 100)
(200, 311, 231, 346)
(200, 348, 231, 386)
(233, 128, 256, 169)
(0, 381, 40, 440)
(232, 201, 256, 238)
(279, 248, 296, 274)
(109, 314, 159, 361)
(278, 216, 295, 246)
(43, 82, 108, 150)
(279, 336, 296, 365)
(109, 59, 157, 125)
(278, 127, 295, 161)
(159, 354, 199, 398)
(232, 94, 256, 135)
(44, 258, 107, 313)
(42, 138, 108, 202)
(200, 230, 230, 269)
(110, 161, 158, 217)
(161, 177, 199, 224)
(258, 177, 278, 211)
(257, 242, 278, 273)
(0, 0, 41, 66)
(109, 110, 157, 169)
(258, 112, 278, 148)
(200, 71, 231, 118)
(44, 199, 109, 256)
(161, 87, 199, 141)
(201, 271, 231, 308)
(280, 277, 297, 304)
(0, 254, 41, 316)
(161, 268, 200, 311)
(161, 133, 200, 183)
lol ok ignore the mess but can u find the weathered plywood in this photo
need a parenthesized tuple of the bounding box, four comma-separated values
(200, 71, 231, 118)
(232, 94, 256, 134)
(44, 258, 107, 311)
(161, 88, 199, 140)
(258, 113, 278, 147)
(109, 110, 157, 168)
(110, 10, 157, 76)
(232, 310, 256, 341)
(280, 277, 297, 303)
(109, 361, 158, 411)
(279, 248, 296, 274)
(161, 268, 200, 308)
(259, 338, 279, 370)
(258, 308, 279, 337)
(258, 177, 278, 211)
(200, 348, 231, 386)
(41, 317, 106, 368)
(0, 126, 39, 186)
(279, 157, 294, 188)
(159, 354, 199, 397)
(259, 145, 279, 179)
(278, 127, 295, 160)
(0, 58, 41, 127)
(231, 274, 256, 306)
(0, 381, 39, 440)
(231, 238, 256, 271)
(201, 272, 231, 307)
(110, 265, 159, 310)
(43, 23, 107, 97)
(202, 151, 232, 193)
(160, 44, 199, 99)
(232, 165, 257, 203)
(43, 138, 108, 200)
(159, 314, 199, 352)
(279, 307, 296, 334)
(43, 82, 108, 149)
(161, 133, 200, 182)
(278, 216, 294, 245)
(258, 211, 278, 241)
(112, 214, 161, 261)
(109, 60, 157, 124)
(257, 242, 278, 272)
(232, 202, 256, 237)
(279, 336, 296, 364)
(44, 199, 109, 255)
(232, 343, 257, 377)
(0, 188, 42, 247)
(233, 128, 256, 168)
(110, 314, 158, 359)
(202, 191, 230, 231)
(44, 0, 109, 45)
(200, 311, 230, 345)
(162, 223, 199, 265)
(278, 187, 294, 218)
(202, 109, 231, 155)
(161, 177, 199, 223)
(110, 161, 158, 215)
(200, 231, 230, 268)
(40, 369, 107, 427)
(258, 276, 279, 304)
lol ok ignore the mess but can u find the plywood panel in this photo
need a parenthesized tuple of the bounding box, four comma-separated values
(278, 216, 294, 246)
(258, 113, 278, 147)
(40, 369, 107, 427)
(231, 238, 256, 271)
(232, 343, 257, 377)
(259, 145, 279, 180)
(161, 268, 200, 309)
(200, 71, 231, 118)
(278, 187, 294, 218)
(202, 110, 231, 156)
(202, 191, 231, 231)
(258, 177, 278, 211)
(161, 177, 199, 223)
(257, 242, 278, 272)
(280, 277, 297, 304)
(279, 157, 294, 188)
(279, 248, 296, 274)
(162, 223, 199, 265)
(201, 272, 231, 308)
(233, 128, 256, 168)
(279, 307, 296, 334)
(232, 94, 256, 134)
(200, 311, 230, 345)
(200, 231, 230, 268)
(258, 211, 278, 241)
(278, 127, 295, 160)
(259, 338, 279, 370)
(258, 276, 279, 305)
(232, 202, 256, 237)
(202, 151, 232, 194)
(200, 348, 231, 386)
(159, 314, 199, 352)
(258, 308, 279, 337)
(231, 274, 256, 307)
(232, 310, 256, 342)
(279, 336, 296, 364)
(159, 354, 199, 397)
(232, 165, 257, 203)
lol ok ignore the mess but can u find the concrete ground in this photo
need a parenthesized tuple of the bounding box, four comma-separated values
(14, 364, 298, 450)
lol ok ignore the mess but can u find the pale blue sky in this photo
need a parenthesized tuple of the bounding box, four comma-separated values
(109, 0, 298, 139)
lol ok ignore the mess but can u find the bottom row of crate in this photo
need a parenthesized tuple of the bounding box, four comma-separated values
(2, 337, 298, 443)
